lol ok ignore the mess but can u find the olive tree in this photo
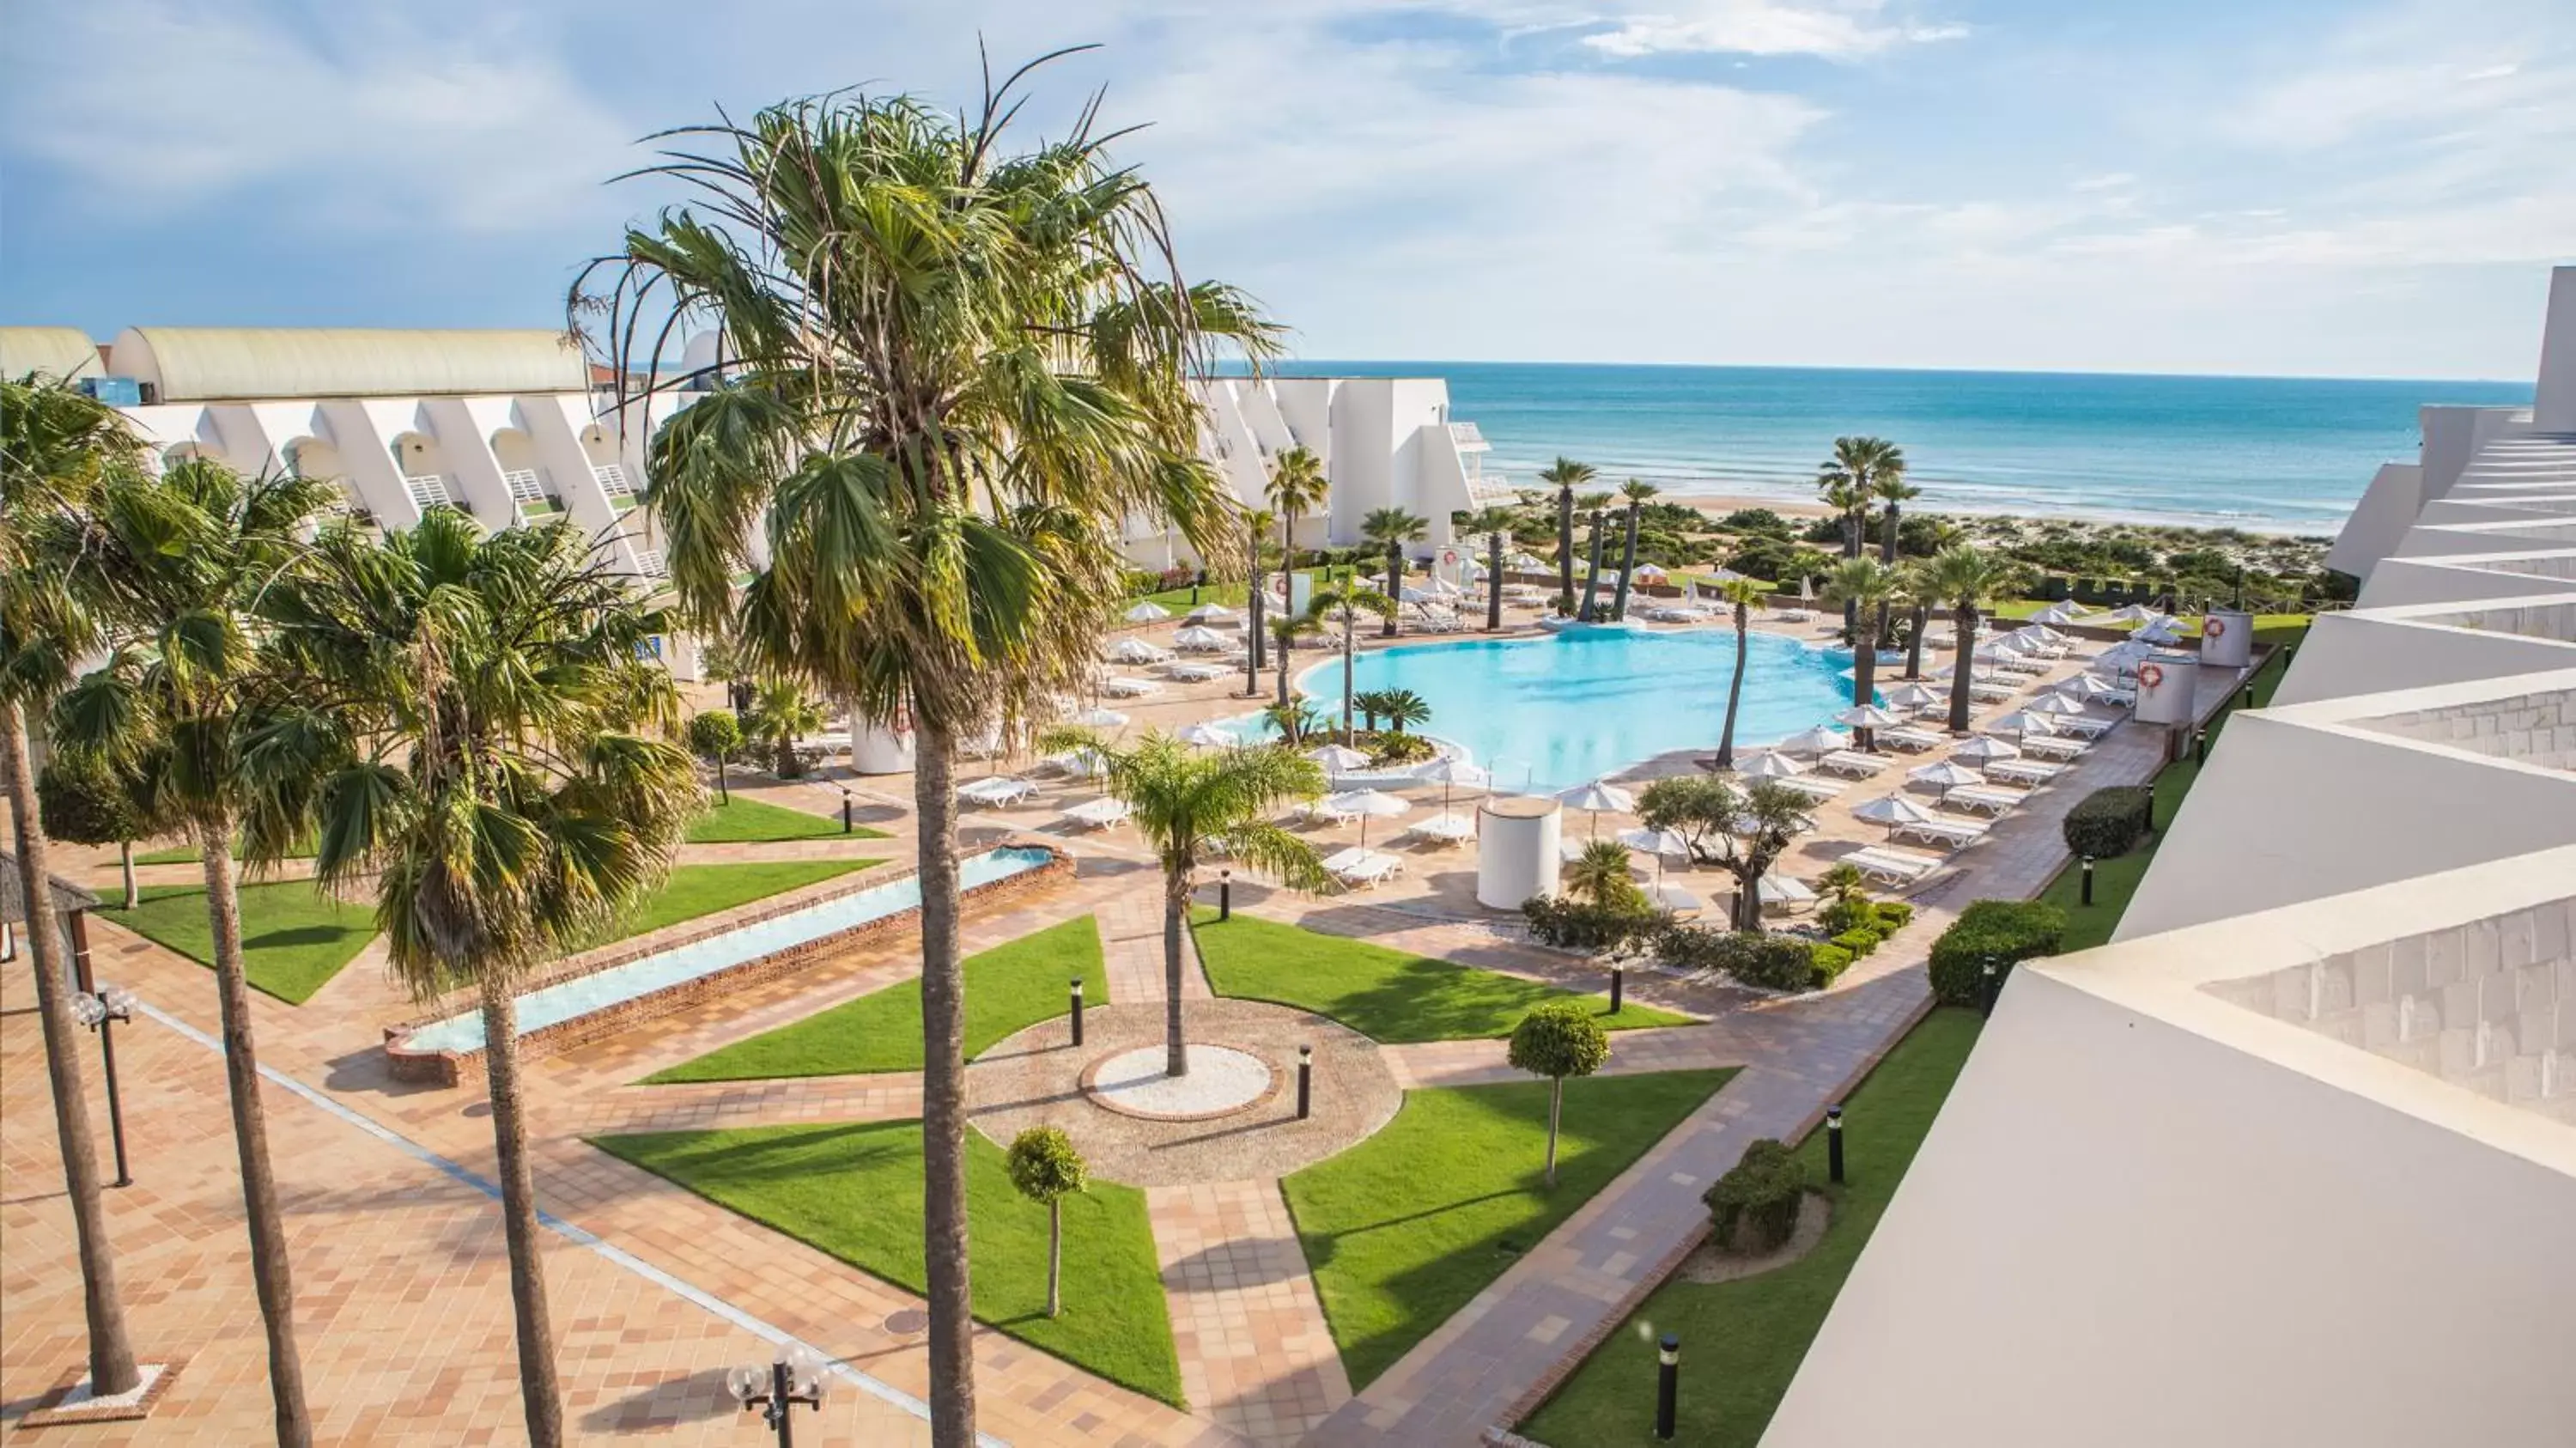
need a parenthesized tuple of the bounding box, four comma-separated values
(686, 709, 744, 804)
(1508, 1002, 1611, 1186)
(1005, 1127, 1088, 1317)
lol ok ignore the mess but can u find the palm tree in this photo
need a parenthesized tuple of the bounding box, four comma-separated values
(1378, 689, 1431, 733)
(1351, 688, 1394, 733)
(1461, 505, 1516, 631)
(1267, 446, 1327, 581)
(262, 512, 698, 1447)
(1036, 730, 1327, 1074)
(1268, 614, 1301, 707)
(744, 679, 826, 778)
(1260, 694, 1321, 745)
(1305, 579, 1392, 741)
(1613, 480, 1658, 619)
(1537, 457, 1595, 613)
(0, 372, 145, 1404)
(1563, 838, 1639, 907)
(1242, 507, 1277, 689)
(1872, 458, 1918, 565)
(1921, 546, 2018, 733)
(585, 71, 1278, 1446)
(1361, 507, 1427, 637)
(1825, 557, 1895, 745)
(1710, 578, 1766, 770)
(1823, 436, 1897, 557)
(1893, 560, 1936, 680)
(52, 458, 336, 1445)
(1577, 503, 1609, 622)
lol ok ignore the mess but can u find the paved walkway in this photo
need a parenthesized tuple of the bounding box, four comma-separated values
(1147, 1181, 1352, 1448)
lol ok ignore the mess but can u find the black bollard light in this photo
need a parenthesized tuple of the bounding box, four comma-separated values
(1070, 978, 1084, 1047)
(1982, 958, 2002, 1017)
(2195, 725, 2208, 764)
(1826, 1104, 1845, 1184)
(2081, 855, 2096, 906)
(1610, 962, 1625, 1015)
(1297, 1043, 1313, 1120)
(1655, 1333, 1680, 1441)
(1219, 868, 1232, 922)
(839, 786, 854, 834)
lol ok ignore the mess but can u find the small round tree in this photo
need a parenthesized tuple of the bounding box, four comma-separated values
(686, 709, 744, 804)
(37, 753, 155, 909)
(1508, 1002, 1612, 1186)
(1006, 1126, 1089, 1317)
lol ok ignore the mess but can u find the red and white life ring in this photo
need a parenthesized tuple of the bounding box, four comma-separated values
(2204, 618, 2227, 639)
(2137, 662, 2166, 688)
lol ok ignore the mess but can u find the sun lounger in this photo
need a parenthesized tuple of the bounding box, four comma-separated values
(1303, 800, 1359, 826)
(1879, 727, 1946, 751)
(1405, 812, 1476, 846)
(957, 776, 1036, 806)
(1773, 775, 1849, 802)
(1841, 847, 1940, 884)
(2018, 733, 2088, 760)
(1981, 758, 2064, 787)
(1323, 847, 1404, 888)
(1816, 750, 1891, 778)
(1891, 814, 1990, 849)
(1990, 654, 2050, 676)
(1058, 798, 1130, 830)
(1163, 660, 1229, 682)
(1099, 676, 1160, 698)
(1772, 608, 1814, 624)
(2049, 715, 2115, 739)
(1942, 784, 2028, 815)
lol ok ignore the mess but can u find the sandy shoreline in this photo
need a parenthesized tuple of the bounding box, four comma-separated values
(1660, 488, 2333, 538)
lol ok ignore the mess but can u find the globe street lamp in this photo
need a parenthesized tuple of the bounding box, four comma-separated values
(727, 1345, 825, 1446)
(70, 984, 137, 1188)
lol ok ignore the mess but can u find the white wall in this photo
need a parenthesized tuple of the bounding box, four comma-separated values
(2359, 552, 2576, 609)
(2534, 265, 2576, 432)
(2274, 610, 2576, 706)
(2325, 462, 2424, 581)
(1763, 967, 2576, 1448)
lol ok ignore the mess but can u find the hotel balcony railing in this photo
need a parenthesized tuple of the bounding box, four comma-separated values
(1449, 421, 1490, 451)
(501, 467, 547, 502)
(633, 549, 668, 578)
(404, 473, 454, 509)
(592, 462, 634, 497)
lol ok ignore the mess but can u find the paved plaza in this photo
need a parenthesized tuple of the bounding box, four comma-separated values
(3, 609, 2243, 1446)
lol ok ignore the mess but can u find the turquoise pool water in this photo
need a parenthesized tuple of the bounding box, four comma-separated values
(398, 847, 1054, 1055)
(1293, 626, 1856, 790)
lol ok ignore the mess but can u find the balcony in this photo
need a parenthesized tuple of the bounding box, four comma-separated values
(404, 473, 454, 510)
(633, 549, 668, 579)
(1449, 421, 1490, 452)
(592, 462, 634, 498)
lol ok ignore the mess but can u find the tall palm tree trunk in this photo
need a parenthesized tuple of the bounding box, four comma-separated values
(1340, 620, 1358, 741)
(1382, 543, 1400, 638)
(1248, 520, 1267, 675)
(118, 840, 137, 910)
(1555, 489, 1575, 613)
(1947, 605, 1978, 733)
(1905, 604, 1929, 679)
(1842, 515, 1861, 634)
(1715, 611, 1748, 770)
(1485, 532, 1504, 632)
(1881, 506, 1901, 563)
(1613, 505, 1639, 619)
(908, 715, 976, 1447)
(1577, 514, 1605, 623)
(2, 707, 141, 1399)
(1162, 873, 1189, 1077)
(1852, 634, 1880, 750)
(196, 806, 313, 1447)
(1274, 629, 1292, 707)
(477, 986, 562, 1446)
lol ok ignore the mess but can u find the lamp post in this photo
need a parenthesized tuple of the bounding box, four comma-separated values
(1219, 868, 1232, 922)
(1069, 978, 1084, 1047)
(1981, 958, 2002, 1017)
(1655, 1333, 1680, 1440)
(65, 910, 133, 1187)
(1825, 1104, 1845, 1184)
(1609, 962, 1625, 1015)
(2195, 724, 2208, 764)
(1297, 1044, 1313, 1120)
(727, 1346, 825, 1447)
(838, 785, 854, 834)
(2081, 855, 2096, 906)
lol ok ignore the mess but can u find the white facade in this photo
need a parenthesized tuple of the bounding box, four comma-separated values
(1128, 374, 1510, 569)
(1767, 267, 2576, 1448)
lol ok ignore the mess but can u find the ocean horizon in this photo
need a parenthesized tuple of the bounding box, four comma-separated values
(1248, 361, 2532, 536)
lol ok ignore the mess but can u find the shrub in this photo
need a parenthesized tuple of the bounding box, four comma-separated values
(1830, 928, 1880, 958)
(2062, 785, 2154, 860)
(1927, 898, 2069, 1007)
(1652, 924, 1824, 991)
(1522, 894, 1662, 952)
(1704, 1138, 1805, 1253)
(1809, 942, 1856, 983)
(1817, 897, 1874, 936)
(1875, 900, 1914, 929)
(1158, 564, 1199, 590)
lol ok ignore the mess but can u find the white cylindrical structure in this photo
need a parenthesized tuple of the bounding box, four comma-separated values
(2132, 651, 2200, 727)
(2200, 609, 2254, 669)
(849, 716, 916, 775)
(1477, 795, 1561, 910)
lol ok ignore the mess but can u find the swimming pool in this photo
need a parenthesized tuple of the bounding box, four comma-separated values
(1296, 626, 1858, 790)
(397, 847, 1056, 1056)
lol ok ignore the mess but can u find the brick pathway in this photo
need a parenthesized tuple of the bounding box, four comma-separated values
(1147, 1180, 1351, 1448)
(1099, 885, 1211, 1006)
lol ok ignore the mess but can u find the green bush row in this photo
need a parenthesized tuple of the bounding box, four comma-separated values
(1927, 898, 2068, 1007)
(1522, 895, 1664, 952)
(1704, 1138, 1805, 1253)
(2062, 784, 2154, 861)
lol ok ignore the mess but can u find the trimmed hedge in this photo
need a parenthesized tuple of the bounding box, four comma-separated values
(1704, 1138, 1805, 1253)
(1809, 943, 1855, 984)
(1654, 925, 1821, 991)
(2062, 785, 2154, 861)
(1522, 895, 1663, 952)
(1875, 899, 1914, 929)
(1927, 898, 2068, 1007)
(1829, 928, 1880, 958)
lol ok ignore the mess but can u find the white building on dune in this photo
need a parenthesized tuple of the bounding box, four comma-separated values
(1763, 266, 2576, 1446)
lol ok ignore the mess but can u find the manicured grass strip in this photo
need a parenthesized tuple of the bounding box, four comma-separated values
(1192, 910, 1692, 1043)
(1284, 1068, 1734, 1390)
(133, 830, 319, 866)
(591, 1119, 1183, 1407)
(2036, 629, 2303, 952)
(103, 881, 379, 1005)
(684, 795, 884, 843)
(644, 915, 1108, 1082)
(597, 860, 878, 946)
(1521, 1011, 1983, 1445)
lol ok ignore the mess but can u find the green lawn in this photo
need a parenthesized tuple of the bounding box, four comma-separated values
(1284, 1069, 1735, 1390)
(644, 915, 1107, 1082)
(594, 860, 879, 946)
(684, 794, 881, 843)
(1191, 910, 1692, 1043)
(102, 880, 380, 1004)
(2036, 630, 2302, 952)
(1520, 1010, 1984, 1446)
(1128, 564, 1357, 614)
(591, 1118, 1182, 1407)
(133, 830, 318, 866)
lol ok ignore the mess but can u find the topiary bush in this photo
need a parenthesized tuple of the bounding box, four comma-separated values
(1830, 928, 1880, 958)
(1522, 894, 1662, 952)
(1704, 1138, 1806, 1253)
(1875, 899, 1914, 929)
(2062, 785, 2154, 860)
(1809, 942, 1856, 983)
(1927, 898, 2069, 1006)
(1654, 923, 1828, 991)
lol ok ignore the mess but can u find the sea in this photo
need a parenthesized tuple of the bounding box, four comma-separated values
(1255, 362, 2531, 537)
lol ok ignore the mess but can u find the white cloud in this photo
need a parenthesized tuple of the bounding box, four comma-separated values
(1579, 1, 1966, 59)
(2, 2, 637, 234)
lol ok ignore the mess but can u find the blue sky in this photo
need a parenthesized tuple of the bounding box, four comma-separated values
(3, 0, 2568, 378)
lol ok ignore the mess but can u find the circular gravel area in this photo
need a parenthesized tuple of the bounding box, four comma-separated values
(1084, 1043, 1276, 1121)
(968, 998, 1402, 1187)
